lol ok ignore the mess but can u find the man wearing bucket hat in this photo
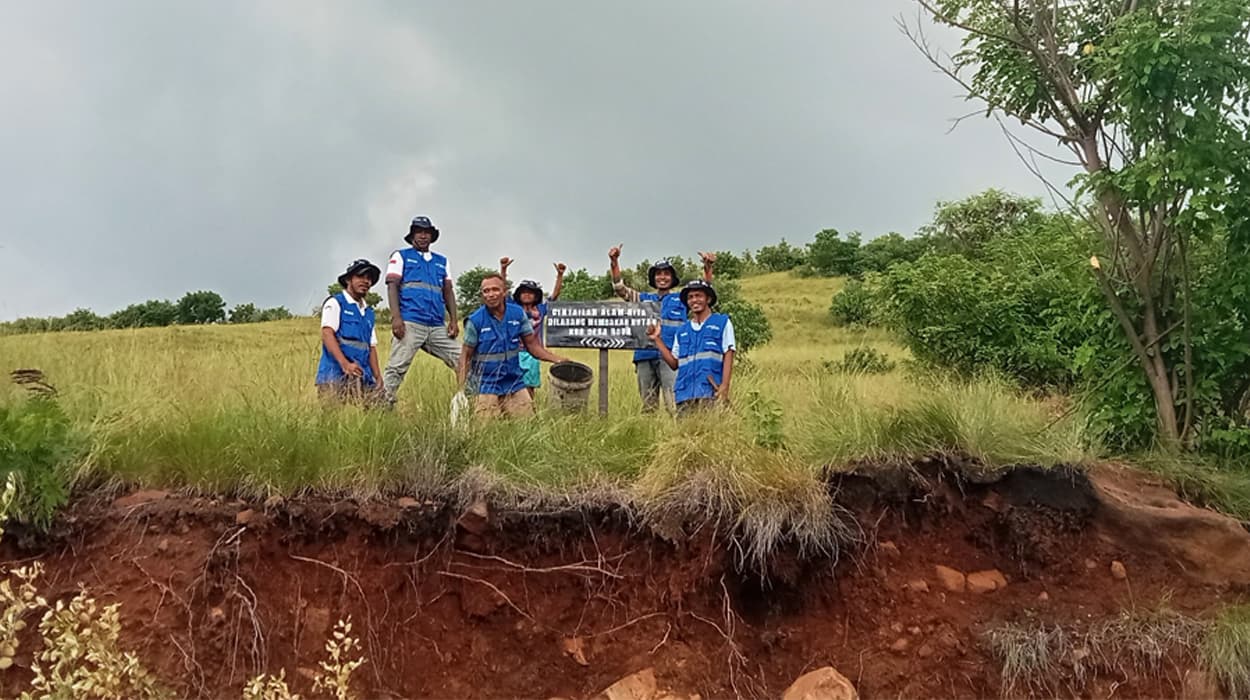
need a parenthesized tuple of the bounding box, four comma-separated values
(382, 216, 460, 406)
(317, 259, 383, 404)
(608, 245, 716, 411)
(499, 257, 566, 398)
(647, 279, 736, 414)
(457, 273, 571, 418)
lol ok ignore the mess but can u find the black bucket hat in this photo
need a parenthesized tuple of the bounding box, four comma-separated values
(512, 279, 544, 304)
(404, 216, 440, 244)
(338, 258, 381, 288)
(678, 279, 717, 309)
(647, 260, 681, 289)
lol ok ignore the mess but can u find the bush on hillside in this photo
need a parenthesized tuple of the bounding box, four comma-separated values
(858, 232, 930, 273)
(825, 347, 896, 374)
(715, 279, 772, 353)
(0, 394, 77, 528)
(920, 189, 1045, 257)
(110, 300, 178, 328)
(806, 229, 862, 277)
(557, 268, 613, 301)
(829, 278, 882, 327)
(755, 239, 806, 272)
(880, 216, 1092, 388)
(176, 290, 226, 325)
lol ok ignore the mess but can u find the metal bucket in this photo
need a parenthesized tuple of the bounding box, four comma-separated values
(548, 361, 593, 412)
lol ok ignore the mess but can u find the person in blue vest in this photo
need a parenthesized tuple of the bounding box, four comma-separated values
(382, 216, 460, 406)
(317, 259, 383, 404)
(648, 280, 736, 414)
(499, 256, 566, 398)
(457, 273, 570, 418)
(608, 245, 716, 411)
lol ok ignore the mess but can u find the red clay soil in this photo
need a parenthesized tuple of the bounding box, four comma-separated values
(1, 462, 1247, 699)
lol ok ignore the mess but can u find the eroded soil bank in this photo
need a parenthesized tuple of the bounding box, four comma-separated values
(2, 462, 1247, 699)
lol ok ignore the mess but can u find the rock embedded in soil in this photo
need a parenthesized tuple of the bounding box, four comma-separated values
(593, 668, 657, 700)
(966, 569, 1008, 594)
(235, 508, 255, 526)
(112, 489, 170, 510)
(781, 666, 859, 700)
(1091, 464, 1250, 585)
(397, 496, 419, 509)
(1110, 560, 1127, 580)
(878, 541, 901, 558)
(904, 579, 929, 593)
(890, 638, 910, 653)
(934, 565, 966, 593)
(457, 499, 491, 535)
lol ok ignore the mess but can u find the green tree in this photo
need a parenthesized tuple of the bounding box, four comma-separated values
(710, 250, 752, 279)
(558, 268, 613, 301)
(857, 233, 930, 273)
(715, 279, 772, 353)
(257, 306, 293, 322)
(109, 299, 178, 328)
(755, 239, 806, 272)
(909, 0, 1250, 446)
(806, 229, 862, 277)
(229, 303, 259, 324)
(920, 190, 1044, 256)
(58, 308, 107, 332)
(176, 291, 226, 325)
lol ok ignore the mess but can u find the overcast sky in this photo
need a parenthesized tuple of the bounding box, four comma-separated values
(0, 0, 1062, 320)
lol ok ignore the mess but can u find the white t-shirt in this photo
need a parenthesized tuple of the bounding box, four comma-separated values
(671, 317, 736, 357)
(385, 250, 452, 282)
(321, 295, 378, 346)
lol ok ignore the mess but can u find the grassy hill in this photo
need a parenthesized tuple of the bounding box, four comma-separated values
(0, 272, 1087, 503)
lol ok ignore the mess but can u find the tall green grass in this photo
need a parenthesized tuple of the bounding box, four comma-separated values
(0, 273, 1094, 512)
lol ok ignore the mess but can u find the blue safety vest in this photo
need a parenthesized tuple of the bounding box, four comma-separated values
(468, 303, 528, 396)
(395, 249, 449, 325)
(634, 291, 686, 363)
(316, 293, 376, 386)
(673, 313, 730, 404)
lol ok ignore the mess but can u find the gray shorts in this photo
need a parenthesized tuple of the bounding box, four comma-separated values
(382, 321, 461, 402)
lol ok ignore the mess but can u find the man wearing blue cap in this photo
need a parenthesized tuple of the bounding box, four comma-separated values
(317, 259, 383, 404)
(382, 216, 460, 406)
(608, 245, 715, 411)
(648, 279, 736, 414)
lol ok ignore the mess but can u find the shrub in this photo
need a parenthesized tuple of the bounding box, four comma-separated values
(826, 347, 896, 374)
(829, 279, 878, 326)
(858, 232, 930, 273)
(715, 279, 772, 353)
(806, 229, 862, 277)
(880, 217, 1091, 389)
(0, 395, 78, 528)
(176, 290, 227, 325)
(755, 239, 806, 272)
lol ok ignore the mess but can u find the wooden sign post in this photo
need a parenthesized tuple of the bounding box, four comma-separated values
(545, 301, 660, 416)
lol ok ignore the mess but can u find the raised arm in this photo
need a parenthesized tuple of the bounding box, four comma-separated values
(699, 251, 716, 282)
(499, 257, 513, 284)
(608, 244, 640, 301)
(549, 262, 566, 301)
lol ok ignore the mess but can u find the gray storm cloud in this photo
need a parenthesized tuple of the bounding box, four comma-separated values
(0, 0, 1060, 320)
